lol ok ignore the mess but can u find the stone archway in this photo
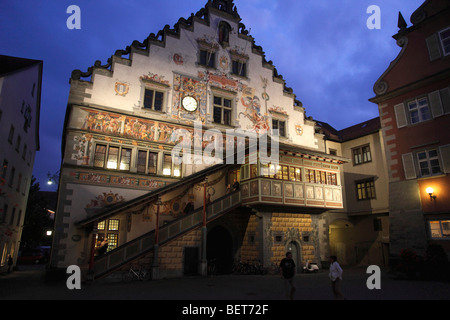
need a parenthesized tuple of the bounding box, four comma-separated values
(207, 225, 233, 274)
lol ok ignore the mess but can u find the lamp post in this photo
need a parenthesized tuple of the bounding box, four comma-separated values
(152, 195, 162, 280)
(201, 177, 208, 276)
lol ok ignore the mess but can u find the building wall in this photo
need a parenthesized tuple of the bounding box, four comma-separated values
(0, 61, 41, 272)
(371, 1, 450, 257)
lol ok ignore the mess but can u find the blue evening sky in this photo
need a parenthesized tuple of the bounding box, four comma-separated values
(0, 0, 424, 190)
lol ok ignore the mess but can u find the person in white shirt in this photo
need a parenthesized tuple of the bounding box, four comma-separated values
(329, 256, 345, 300)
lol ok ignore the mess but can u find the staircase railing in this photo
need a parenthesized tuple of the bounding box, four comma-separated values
(93, 190, 241, 279)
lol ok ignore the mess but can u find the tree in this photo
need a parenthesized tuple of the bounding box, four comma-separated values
(20, 177, 54, 249)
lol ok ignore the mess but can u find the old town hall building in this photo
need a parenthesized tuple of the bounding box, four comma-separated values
(49, 0, 388, 279)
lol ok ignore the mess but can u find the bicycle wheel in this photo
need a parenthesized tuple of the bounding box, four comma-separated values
(140, 270, 150, 281)
(122, 272, 133, 282)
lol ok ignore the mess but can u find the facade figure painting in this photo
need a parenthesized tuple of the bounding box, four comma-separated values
(239, 86, 269, 133)
(79, 108, 193, 146)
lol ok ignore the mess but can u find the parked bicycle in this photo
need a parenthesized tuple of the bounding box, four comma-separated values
(122, 265, 150, 281)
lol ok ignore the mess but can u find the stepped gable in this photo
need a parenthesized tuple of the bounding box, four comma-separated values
(69, 0, 297, 103)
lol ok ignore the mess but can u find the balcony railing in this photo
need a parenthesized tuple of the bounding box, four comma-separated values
(240, 177, 343, 209)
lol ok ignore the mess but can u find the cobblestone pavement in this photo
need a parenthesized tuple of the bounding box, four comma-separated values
(1, 264, 450, 301)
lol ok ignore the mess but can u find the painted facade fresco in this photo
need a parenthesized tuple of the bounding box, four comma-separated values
(70, 171, 167, 190)
(172, 74, 207, 123)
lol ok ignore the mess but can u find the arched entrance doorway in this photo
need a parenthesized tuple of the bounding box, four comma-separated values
(207, 225, 233, 274)
(286, 241, 301, 272)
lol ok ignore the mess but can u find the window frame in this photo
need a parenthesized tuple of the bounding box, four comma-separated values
(143, 88, 165, 112)
(162, 153, 182, 178)
(272, 119, 286, 138)
(352, 145, 372, 166)
(356, 178, 376, 201)
(199, 49, 216, 68)
(93, 143, 132, 172)
(8, 125, 14, 144)
(137, 150, 158, 175)
(417, 149, 442, 177)
(231, 60, 247, 77)
(407, 97, 431, 124)
(438, 26, 450, 56)
(212, 95, 233, 126)
(429, 220, 450, 239)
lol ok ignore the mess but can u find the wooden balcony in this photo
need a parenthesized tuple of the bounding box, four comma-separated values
(240, 177, 343, 210)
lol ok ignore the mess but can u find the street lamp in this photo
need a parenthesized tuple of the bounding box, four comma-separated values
(47, 171, 60, 185)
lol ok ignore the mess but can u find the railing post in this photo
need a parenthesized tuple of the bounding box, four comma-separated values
(201, 177, 208, 276)
(87, 223, 98, 282)
(152, 196, 161, 280)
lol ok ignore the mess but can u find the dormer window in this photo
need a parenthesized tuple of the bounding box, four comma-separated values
(199, 50, 216, 68)
(197, 39, 219, 69)
(218, 21, 231, 47)
(232, 60, 246, 77)
(229, 49, 248, 77)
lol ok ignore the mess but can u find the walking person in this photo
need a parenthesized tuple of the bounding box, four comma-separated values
(329, 255, 345, 300)
(7, 255, 13, 273)
(279, 252, 296, 300)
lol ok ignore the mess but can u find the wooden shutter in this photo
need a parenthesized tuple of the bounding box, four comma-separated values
(429, 90, 444, 118)
(402, 153, 416, 180)
(394, 103, 407, 128)
(426, 33, 442, 61)
(439, 144, 450, 173)
(440, 87, 450, 114)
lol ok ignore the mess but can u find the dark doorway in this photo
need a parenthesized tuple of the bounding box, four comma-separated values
(184, 246, 199, 275)
(207, 226, 233, 274)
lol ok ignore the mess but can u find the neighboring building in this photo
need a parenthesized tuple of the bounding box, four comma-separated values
(316, 117, 390, 266)
(50, 0, 348, 279)
(370, 0, 450, 259)
(0, 55, 42, 272)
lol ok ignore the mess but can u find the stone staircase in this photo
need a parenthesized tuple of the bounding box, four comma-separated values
(92, 190, 241, 280)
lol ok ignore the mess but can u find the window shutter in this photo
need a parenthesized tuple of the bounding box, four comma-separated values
(439, 144, 450, 173)
(429, 90, 444, 118)
(426, 33, 442, 61)
(440, 87, 450, 114)
(394, 103, 407, 128)
(402, 153, 416, 180)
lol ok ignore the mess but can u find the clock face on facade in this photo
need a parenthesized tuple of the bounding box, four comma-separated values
(182, 96, 198, 112)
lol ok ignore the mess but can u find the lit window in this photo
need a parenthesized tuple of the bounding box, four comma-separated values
(163, 154, 182, 177)
(356, 179, 376, 200)
(429, 220, 450, 239)
(94, 144, 132, 172)
(108, 219, 120, 231)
